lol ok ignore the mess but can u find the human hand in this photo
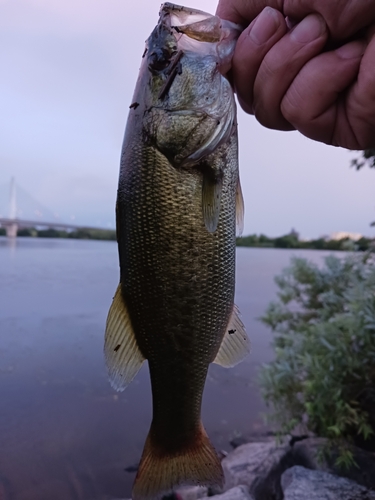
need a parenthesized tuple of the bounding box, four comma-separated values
(216, 0, 375, 149)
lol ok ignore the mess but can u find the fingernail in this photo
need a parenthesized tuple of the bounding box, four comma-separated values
(285, 16, 298, 30)
(249, 7, 280, 45)
(291, 14, 325, 43)
(336, 41, 366, 59)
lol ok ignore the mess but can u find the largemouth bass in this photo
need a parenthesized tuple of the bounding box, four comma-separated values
(105, 4, 249, 499)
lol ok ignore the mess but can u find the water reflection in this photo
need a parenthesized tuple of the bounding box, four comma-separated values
(0, 237, 342, 499)
(0, 236, 16, 255)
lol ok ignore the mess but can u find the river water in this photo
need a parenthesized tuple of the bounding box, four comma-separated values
(0, 237, 340, 499)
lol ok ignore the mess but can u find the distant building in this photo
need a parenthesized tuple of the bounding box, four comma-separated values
(330, 231, 363, 241)
(289, 228, 299, 239)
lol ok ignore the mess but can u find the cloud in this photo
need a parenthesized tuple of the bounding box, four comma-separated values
(1, 0, 374, 237)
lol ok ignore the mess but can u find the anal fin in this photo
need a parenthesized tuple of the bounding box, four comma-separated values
(104, 284, 145, 391)
(213, 305, 250, 367)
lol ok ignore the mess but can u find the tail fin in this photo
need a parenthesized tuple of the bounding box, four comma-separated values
(132, 422, 224, 500)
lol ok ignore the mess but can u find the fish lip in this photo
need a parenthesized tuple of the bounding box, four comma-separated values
(159, 3, 222, 42)
(160, 3, 214, 27)
(156, 2, 242, 76)
(159, 2, 242, 38)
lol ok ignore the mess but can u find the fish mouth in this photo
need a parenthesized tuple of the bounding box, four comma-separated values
(161, 3, 217, 26)
(144, 3, 240, 167)
(162, 3, 223, 43)
(146, 3, 241, 90)
(158, 3, 242, 74)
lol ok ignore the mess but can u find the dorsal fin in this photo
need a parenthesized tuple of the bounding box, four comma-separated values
(213, 305, 250, 367)
(104, 284, 145, 391)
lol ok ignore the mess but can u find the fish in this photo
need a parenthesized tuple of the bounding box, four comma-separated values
(104, 3, 249, 499)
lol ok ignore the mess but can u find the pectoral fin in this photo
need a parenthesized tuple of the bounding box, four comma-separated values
(213, 305, 250, 367)
(104, 284, 145, 391)
(236, 177, 244, 237)
(202, 172, 222, 233)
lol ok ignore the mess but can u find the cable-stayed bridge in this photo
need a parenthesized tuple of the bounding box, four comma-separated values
(0, 178, 112, 238)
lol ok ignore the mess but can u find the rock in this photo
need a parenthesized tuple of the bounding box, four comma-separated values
(221, 435, 375, 500)
(203, 485, 254, 500)
(289, 435, 309, 446)
(222, 439, 293, 500)
(174, 486, 208, 500)
(229, 435, 276, 449)
(281, 465, 375, 500)
(292, 437, 375, 490)
(229, 436, 249, 449)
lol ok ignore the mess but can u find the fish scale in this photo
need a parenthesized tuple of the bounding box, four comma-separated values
(104, 4, 249, 499)
(119, 143, 236, 353)
(118, 144, 236, 442)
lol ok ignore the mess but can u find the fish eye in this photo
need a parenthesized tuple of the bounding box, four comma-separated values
(148, 48, 171, 72)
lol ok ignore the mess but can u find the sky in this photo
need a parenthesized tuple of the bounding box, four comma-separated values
(1, 0, 374, 238)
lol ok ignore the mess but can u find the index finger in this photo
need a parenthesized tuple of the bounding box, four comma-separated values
(216, 0, 284, 25)
(284, 0, 375, 39)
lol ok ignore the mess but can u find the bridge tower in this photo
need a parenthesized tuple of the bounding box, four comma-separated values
(6, 177, 18, 238)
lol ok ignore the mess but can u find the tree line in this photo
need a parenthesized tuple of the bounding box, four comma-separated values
(0, 227, 116, 240)
(236, 233, 374, 252)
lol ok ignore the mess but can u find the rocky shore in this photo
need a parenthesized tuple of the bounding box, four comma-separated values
(117, 436, 375, 500)
(119, 435, 375, 500)
(175, 436, 375, 500)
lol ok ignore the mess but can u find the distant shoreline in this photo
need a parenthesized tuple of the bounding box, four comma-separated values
(0, 227, 116, 241)
(1, 226, 373, 251)
(236, 233, 374, 252)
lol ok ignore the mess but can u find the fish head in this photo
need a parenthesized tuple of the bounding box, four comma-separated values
(137, 3, 242, 167)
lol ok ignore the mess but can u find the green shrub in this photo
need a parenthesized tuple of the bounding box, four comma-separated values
(260, 253, 375, 463)
(18, 228, 37, 237)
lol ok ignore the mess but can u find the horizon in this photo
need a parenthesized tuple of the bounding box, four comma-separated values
(1, 0, 375, 240)
(0, 175, 374, 240)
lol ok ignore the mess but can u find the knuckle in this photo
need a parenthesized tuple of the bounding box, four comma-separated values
(254, 98, 292, 130)
(281, 84, 310, 124)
